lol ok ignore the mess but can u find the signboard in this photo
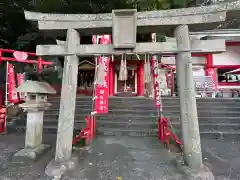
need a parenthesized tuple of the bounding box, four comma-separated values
(7, 63, 19, 103)
(194, 76, 214, 92)
(151, 55, 160, 108)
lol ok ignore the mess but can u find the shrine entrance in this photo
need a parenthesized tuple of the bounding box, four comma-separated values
(77, 60, 95, 95)
(115, 63, 138, 95)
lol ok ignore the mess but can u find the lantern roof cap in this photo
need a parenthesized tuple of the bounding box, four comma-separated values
(16, 80, 56, 94)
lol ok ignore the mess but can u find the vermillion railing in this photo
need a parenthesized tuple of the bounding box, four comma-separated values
(0, 48, 53, 133)
(154, 59, 182, 151)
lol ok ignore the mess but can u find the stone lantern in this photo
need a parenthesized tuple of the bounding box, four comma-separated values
(13, 80, 56, 162)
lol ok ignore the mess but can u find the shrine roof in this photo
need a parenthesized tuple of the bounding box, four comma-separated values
(78, 60, 95, 70)
(17, 80, 56, 94)
(24, 1, 240, 34)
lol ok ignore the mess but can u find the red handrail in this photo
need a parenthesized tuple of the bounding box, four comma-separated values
(158, 116, 182, 150)
(72, 115, 96, 145)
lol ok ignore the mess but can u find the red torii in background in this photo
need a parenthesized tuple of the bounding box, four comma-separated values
(0, 48, 52, 133)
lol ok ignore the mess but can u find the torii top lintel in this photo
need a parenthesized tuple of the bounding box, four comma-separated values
(24, 1, 240, 33)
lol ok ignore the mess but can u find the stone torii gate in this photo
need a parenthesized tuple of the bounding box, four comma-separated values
(24, 1, 240, 177)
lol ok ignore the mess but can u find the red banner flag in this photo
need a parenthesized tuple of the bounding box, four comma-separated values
(7, 63, 19, 103)
(37, 57, 43, 73)
(94, 56, 110, 114)
(93, 35, 111, 114)
(151, 56, 161, 108)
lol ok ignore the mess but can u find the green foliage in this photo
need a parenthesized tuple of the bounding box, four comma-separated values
(172, 0, 189, 8)
(0, 0, 192, 53)
(0, 1, 29, 49)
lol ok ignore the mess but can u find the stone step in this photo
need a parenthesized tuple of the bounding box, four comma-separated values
(49, 103, 157, 109)
(96, 127, 240, 140)
(16, 115, 240, 133)
(45, 109, 158, 116)
(200, 130, 240, 140)
(42, 118, 240, 132)
(43, 110, 240, 119)
(15, 114, 240, 127)
(46, 104, 240, 112)
(49, 99, 240, 105)
(45, 106, 240, 113)
(162, 106, 240, 111)
(96, 127, 158, 137)
(14, 124, 240, 140)
(41, 113, 240, 123)
(99, 115, 240, 123)
(49, 101, 240, 109)
(166, 111, 240, 117)
(98, 121, 240, 131)
(48, 95, 240, 101)
(14, 95, 240, 140)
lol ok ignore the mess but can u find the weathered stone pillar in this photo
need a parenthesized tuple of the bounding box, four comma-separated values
(45, 29, 79, 177)
(174, 25, 203, 169)
(13, 110, 51, 162)
(25, 111, 44, 148)
(13, 81, 55, 162)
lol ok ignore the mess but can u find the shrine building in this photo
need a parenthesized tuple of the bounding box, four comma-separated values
(49, 30, 240, 98)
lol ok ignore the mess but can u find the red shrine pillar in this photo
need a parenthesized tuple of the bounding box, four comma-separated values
(205, 54, 213, 76)
(205, 54, 218, 90)
(109, 61, 114, 96)
(137, 62, 144, 96)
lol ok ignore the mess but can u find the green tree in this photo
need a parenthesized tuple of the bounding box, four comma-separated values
(0, 1, 30, 49)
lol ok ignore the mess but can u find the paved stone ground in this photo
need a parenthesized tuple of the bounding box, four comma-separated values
(0, 133, 239, 180)
(202, 139, 240, 180)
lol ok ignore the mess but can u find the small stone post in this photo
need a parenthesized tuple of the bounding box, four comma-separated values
(45, 29, 80, 177)
(174, 25, 203, 169)
(25, 111, 44, 149)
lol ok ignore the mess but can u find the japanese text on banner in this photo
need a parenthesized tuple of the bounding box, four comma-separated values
(151, 56, 160, 108)
(95, 56, 110, 114)
(94, 35, 111, 114)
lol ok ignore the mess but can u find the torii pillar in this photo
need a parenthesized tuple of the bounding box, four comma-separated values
(175, 25, 202, 169)
(45, 29, 79, 176)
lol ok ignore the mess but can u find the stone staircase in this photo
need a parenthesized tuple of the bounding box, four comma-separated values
(163, 97, 240, 140)
(14, 95, 240, 139)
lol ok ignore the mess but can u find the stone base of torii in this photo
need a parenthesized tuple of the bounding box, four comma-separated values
(21, 1, 240, 179)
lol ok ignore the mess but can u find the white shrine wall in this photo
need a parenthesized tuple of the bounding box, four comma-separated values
(161, 56, 206, 65)
(213, 45, 240, 66)
(161, 56, 206, 77)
